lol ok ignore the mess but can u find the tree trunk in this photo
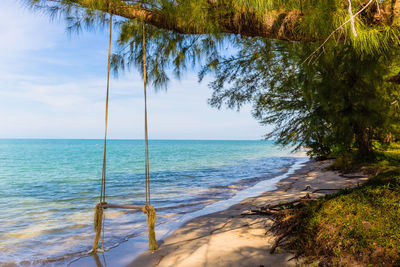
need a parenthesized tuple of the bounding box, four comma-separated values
(30, 0, 400, 42)
(354, 127, 372, 156)
(30, 0, 400, 83)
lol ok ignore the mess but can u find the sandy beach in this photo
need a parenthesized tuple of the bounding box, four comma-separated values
(129, 159, 369, 267)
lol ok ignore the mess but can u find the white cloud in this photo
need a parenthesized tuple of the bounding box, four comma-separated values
(0, 73, 267, 139)
(0, 1, 269, 140)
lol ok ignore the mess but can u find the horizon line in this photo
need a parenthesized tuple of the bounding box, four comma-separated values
(0, 137, 271, 141)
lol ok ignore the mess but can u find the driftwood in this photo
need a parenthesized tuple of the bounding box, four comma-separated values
(265, 193, 313, 209)
(241, 208, 281, 216)
(312, 188, 341, 193)
(241, 188, 347, 216)
(241, 194, 314, 216)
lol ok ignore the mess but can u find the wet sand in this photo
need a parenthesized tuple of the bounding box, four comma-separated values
(129, 159, 368, 267)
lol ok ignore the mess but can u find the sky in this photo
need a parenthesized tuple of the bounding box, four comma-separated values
(0, 0, 270, 140)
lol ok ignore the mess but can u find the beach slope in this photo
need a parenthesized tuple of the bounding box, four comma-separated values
(129, 160, 368, 267)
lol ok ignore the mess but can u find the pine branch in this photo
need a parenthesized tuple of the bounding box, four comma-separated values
(304, 0, 375, 64)
(25, 0, 400, 42)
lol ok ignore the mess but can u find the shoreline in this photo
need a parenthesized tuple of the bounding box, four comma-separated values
(128, 159, 369, 267)
(68, 155, 308, 267)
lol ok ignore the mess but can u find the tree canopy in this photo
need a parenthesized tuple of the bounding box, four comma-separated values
(203, 39, 400, 156)
(24, 0, 400, 157)
(25, 0, 400, 42)
(25, 0, 400, 85)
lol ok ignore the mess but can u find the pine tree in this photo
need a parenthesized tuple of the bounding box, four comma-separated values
(24, 0, 400, 86)
(203, 40, 400, 156)
(25, 0, 400, 44)
(23, 0, 400, 156)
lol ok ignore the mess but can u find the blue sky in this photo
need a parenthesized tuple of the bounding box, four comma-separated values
(0, 0, 269, 140)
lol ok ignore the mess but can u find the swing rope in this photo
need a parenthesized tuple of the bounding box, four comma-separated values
(92, 6, 113, 253)
(91, 9, 158, 253)
(100, 7, 113, 206)
(143, 21, 150, 206)
(141, 21, 158, 251)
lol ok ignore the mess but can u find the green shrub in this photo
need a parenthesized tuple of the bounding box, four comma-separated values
(277, 146, 400, 266)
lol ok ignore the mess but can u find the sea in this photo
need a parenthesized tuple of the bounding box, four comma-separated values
(0, 139, 307, 266)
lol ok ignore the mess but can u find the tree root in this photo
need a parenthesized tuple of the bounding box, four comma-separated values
(240, 191, 341, 254)
(241, 194, 314, 216)
(240, 194, 319, 254)
(270, 224, 296, 254)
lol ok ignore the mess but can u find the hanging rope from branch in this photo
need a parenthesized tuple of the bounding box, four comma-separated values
(92, 9, 113, 253)
(142, 21, 158, 251)
(143, 21, 150, 207)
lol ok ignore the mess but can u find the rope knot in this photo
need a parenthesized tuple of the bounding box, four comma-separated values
(142, 205, 158, 251)
(92, 201, 108, 253)
(94, 203, 105, 232)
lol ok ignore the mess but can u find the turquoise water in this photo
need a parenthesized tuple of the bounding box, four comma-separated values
(0, 139, 297, 266)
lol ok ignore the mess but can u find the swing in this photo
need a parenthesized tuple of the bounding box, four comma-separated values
(91, 5, 158, 254)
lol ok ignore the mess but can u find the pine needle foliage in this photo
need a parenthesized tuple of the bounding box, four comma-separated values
(22, 0, 400, 63)
(20, 0, 400, 157)
(202, 39, 400, 157)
